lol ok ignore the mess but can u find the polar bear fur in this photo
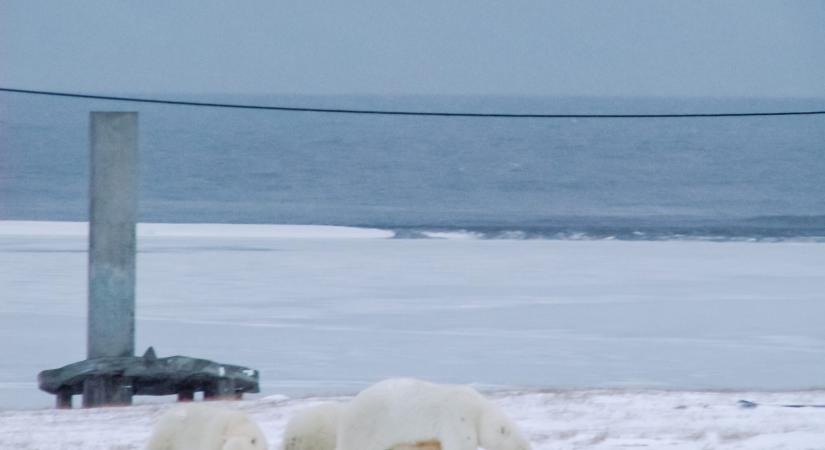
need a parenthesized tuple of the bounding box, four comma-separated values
(283, 378, 528, 450)
(281, 401, 441, 450)
(146, 404, 268, 450)
(281, 402, 342, 450)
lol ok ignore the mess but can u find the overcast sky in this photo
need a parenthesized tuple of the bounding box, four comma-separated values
(1, 0, 824, 97)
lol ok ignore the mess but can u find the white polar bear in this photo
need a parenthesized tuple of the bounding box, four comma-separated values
(146, 403, 268, 450)
(281, 402, 342, 450)
(281, 401, 441, 450)
(337, 378, 531, 450)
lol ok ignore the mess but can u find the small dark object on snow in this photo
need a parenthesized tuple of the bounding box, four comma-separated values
(38, 347, 259, 409)
(737, 399, 758, 409)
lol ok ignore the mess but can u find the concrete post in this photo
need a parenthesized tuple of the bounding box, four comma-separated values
(56, 388, 73, 409)
(86, 112, 138, 406)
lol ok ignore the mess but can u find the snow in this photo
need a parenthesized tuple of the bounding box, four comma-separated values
(0, 220, 824, 448)
(0, 221, 394, 239)
(1, 390, 825, 449)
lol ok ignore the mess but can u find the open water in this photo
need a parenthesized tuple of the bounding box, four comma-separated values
(2, 92, 824, 240)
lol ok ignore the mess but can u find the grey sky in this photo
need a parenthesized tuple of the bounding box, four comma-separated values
(1, 0, 824, 97)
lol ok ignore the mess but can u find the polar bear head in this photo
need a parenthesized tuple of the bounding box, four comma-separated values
(478, 405, 531, 450)
(281, 402, 342, 450)
(220, 416, 268, 450)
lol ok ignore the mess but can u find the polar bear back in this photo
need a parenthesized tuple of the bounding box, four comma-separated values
(337, 378, 491, 450)
(282, 401, 444, 450)
(146, 404, 267, 450)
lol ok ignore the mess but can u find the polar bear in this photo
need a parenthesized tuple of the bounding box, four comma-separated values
(337, 378, 530, 450)
(146, 403, 268, 450)
(281, 402, 342, 450)
(281, 401, 441, 450)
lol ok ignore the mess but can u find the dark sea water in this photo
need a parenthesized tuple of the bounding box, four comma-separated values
(1, 92, 824, 240)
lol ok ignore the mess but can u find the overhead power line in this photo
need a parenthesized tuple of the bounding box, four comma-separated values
(2, 87, 824, 118)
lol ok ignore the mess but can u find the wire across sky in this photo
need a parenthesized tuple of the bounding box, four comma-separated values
(2, 87, 825, 118)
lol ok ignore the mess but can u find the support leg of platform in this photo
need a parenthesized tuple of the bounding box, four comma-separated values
(178, 390, 195, 402)
(82, 376, 133, 408)
(56, 388, 73, 409)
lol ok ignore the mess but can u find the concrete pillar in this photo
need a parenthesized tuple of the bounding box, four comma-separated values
(56, 388, 73, 409)
(177, 390, 195, 402)
(86, 112, 138, 407)
(82, 375, 134, 408)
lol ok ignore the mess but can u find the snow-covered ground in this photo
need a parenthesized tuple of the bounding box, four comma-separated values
(2, 390, 825, 449)
(1, 221, 824, 448)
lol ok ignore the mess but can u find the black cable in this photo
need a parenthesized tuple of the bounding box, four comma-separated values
(2, 87, 824, 118)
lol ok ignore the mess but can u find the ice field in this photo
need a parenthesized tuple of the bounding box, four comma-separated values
(0, 221, 824, 448)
